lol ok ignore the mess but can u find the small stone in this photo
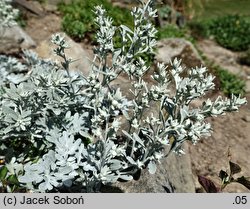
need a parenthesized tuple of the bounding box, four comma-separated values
(242, 66, 250, 76)
(242, 115, 250, 122)
(43, 4, 58, 12)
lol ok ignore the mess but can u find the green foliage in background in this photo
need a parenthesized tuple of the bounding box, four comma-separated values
(157, 24, 194, 43)
(189, 15, 250, 51)
(207, 15, 250, 51)
(58, 0, 133, 41)
(185, 0, 250, 21)
(15, 13, 26, 28)
(187, 19, 210, 39)
(215, 66, 245, 97)
(58, 0, 155, 66)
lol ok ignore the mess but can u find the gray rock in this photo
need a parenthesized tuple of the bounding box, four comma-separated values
(114, 143, 195, 193)
(197, 39, 246, 76)
(156, 38, 204, 69)
(197, 39, 250, 92)
(0, 25, 36, 54)
(13, 0, 44, 16)
(45, 0, 72, 5)
(34, 34, 91, 75)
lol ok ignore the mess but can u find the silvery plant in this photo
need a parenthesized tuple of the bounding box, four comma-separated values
(0, 0, 247, 192)
(0, 0, 18, 36)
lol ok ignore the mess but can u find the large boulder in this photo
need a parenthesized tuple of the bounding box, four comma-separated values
(34, 34, 92, 75)
(156, 38, 204, 69)
(0, 25, 36, 54)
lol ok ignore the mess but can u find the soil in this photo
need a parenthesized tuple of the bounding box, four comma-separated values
(189, 92, 250, 193)
(22, 4, 250, 193)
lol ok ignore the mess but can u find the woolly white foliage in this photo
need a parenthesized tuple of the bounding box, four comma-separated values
(0, 0, 18, 29)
